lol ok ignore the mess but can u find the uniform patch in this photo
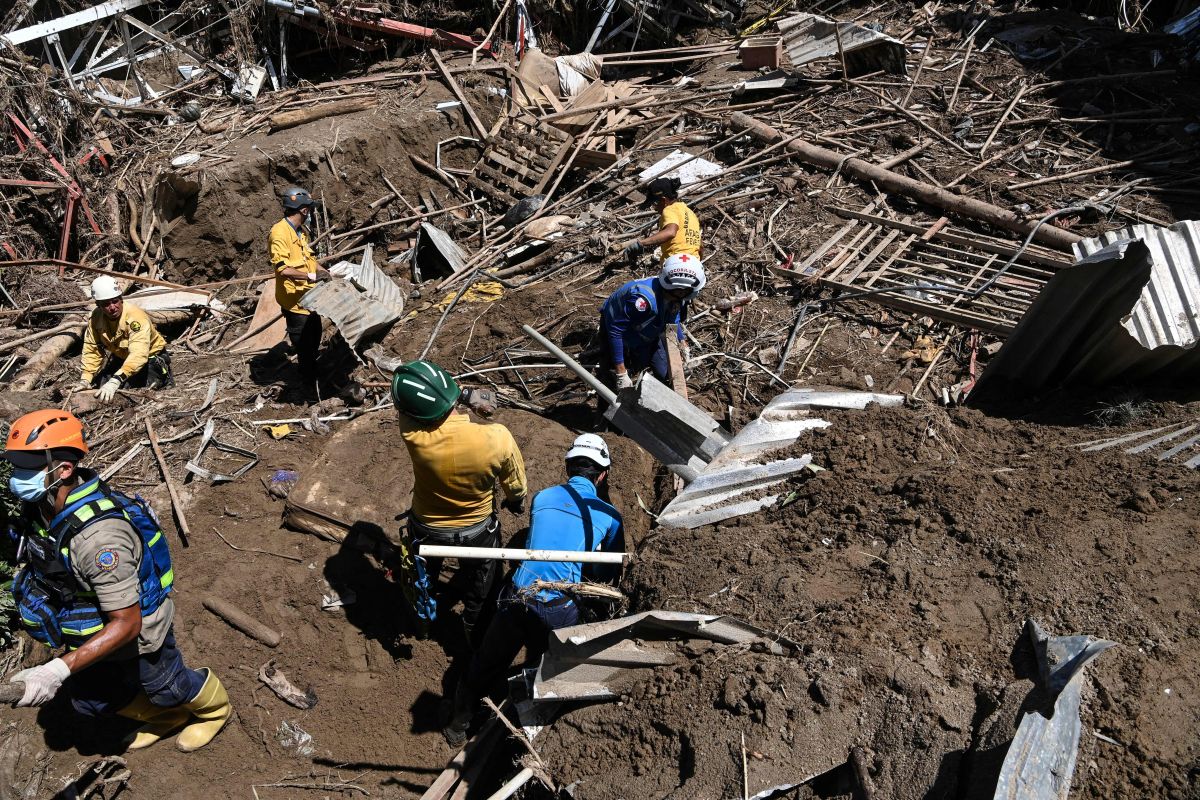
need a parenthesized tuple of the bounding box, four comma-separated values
(95, 549, 120, 572)
(128, 320, 141, 332)
(633, 297, 649, 312)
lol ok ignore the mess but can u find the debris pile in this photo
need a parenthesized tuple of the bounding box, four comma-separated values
(2, 0, 1200, 797)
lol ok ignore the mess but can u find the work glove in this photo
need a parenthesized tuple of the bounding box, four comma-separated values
(460, 387, 497, 417)
(615, 372, 634, 390)
(75, 376, 94, 391)
(679, 342, 691, 364)
(10, 658, 70, 707)
(96, 376, 123, 403)
(622, 240, 644, 266)
(501, 496, 526, 516)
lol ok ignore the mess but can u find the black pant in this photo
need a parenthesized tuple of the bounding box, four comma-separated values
(283, 309, 321, 387)
(97, 350, 174, 390)
(414, 517, 500, 632)
(468, 586, 579, 698)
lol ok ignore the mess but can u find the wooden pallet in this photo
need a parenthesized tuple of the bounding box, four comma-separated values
(468, 113, 575, 207)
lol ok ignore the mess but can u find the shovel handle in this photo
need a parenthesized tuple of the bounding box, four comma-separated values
(0, 682, 25, 705)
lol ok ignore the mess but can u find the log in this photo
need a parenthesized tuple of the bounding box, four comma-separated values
(269, 96, 377, 132)
(144, 420, 191, 548)
(202, 596, 282, 647)
(9, 322, 86, 391)
(0, 682, 24, 705)
(728, 112, 1082, 250)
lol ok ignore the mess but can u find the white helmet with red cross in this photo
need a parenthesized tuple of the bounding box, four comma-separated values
(657, 254, 706, 300)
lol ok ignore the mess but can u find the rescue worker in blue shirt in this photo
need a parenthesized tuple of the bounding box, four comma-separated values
(442, 433, 623, 745)
(600, 254, 706, 389)
(2, 409, 231, 752)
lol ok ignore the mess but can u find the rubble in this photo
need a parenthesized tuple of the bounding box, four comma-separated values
(2, 0, 1199, 796)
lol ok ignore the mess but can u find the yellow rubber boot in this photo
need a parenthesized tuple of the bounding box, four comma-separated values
(116, 692, 190, 750)
(176, 669, 233, 752)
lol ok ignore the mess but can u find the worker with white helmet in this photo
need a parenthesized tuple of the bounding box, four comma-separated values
(442, 433, 624, 745)
(78, 276, 172, 403)
(599, 254, 706, 389)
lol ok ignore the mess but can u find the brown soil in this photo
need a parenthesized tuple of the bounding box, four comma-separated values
(5, 406, 657, 798)
(535, 403, 1200, 800)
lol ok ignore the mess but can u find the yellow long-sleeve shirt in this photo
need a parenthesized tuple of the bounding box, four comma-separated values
(269, 218, 320, 314)
(80, 301, 166, 383)
(399, 412, 528, 528)
(658, 201, 702, 260)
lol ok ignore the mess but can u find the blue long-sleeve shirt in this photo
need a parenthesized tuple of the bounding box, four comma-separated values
(511, 476, 624, 602)
(600, 278, 687, 365)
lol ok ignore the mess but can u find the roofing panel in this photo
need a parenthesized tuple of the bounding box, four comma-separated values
(1072, 221, 1200, 351)
(299, 279, 400, 349)
(777, 13, 907, 75)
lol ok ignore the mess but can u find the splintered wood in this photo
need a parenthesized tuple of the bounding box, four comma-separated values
(468, 114, 575, 206)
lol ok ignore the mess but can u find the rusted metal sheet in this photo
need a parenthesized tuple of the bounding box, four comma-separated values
(777, 13, 907, 76)
(299, 279, 400, 349)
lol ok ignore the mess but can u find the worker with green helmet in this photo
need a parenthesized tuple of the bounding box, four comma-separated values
(391, 360, 528, 645)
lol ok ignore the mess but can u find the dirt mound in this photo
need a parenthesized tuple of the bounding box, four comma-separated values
(537, 404, 1200, 799)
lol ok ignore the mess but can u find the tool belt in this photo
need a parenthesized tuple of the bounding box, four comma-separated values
(408, 513, 498, 546)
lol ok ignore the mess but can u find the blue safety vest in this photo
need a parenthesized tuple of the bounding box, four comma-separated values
(12, 473, 174, 649)
(601, 278, 685, 346)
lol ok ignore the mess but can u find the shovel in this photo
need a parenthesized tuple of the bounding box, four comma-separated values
(523, 325, 730, 482)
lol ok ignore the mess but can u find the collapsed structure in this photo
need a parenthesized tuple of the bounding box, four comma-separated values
(2, 0, 1200, 797)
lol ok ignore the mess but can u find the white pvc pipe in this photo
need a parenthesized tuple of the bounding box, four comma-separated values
(418, 545, 627, 564)
(486, 767, 535, 800)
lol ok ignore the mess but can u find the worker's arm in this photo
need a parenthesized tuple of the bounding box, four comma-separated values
(61, 604, 141, 674)
(79, 315, 103, 383)
(637, 223, 678, 249)
(271, 226, 329, 281)
(494, 427, 529, 504)
(117, 310, 153, 378)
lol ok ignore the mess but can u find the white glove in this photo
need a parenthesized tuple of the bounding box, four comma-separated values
(307, 273, 317, 283)
(10, 657, 70, 707)
(96, 376, 122, 403)
(616, 372, 634, 390)
(679, 342, 691, 363)
(75, 377, 93, 391)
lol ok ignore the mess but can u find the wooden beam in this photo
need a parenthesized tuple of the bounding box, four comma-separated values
(431, 49, 488, 139)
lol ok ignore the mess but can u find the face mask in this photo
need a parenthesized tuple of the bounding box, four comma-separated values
(9, 467, 50, 502)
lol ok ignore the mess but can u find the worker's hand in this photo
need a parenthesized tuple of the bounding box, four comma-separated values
(615, 372, 634, 390)
(501, 496, 526, 516)
(460, 388, 497, 418)
(622, 241, 644, 266)
(679, 341, 691, 364)
(75, 377, 93, 391)
(316, 268, 333, 282)
(306, 272, 318, 284)
(96, 377, 122, 404)
(10, 658, 70, 707)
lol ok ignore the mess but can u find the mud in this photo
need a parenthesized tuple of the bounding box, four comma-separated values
(535, 404, 1200, 799)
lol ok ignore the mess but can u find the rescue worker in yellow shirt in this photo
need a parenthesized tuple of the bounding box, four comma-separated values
(269, 186, 331, 394)
(77, 276, 172, 405)
(391, 361, 528, 645)
(621, 176, 703, 268)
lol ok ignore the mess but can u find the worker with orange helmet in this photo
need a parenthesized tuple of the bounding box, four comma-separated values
(1, 410, 231, 752)
(78, 275, 173, 404)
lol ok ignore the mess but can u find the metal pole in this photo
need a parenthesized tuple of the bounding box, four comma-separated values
(521, 324, 617, 406)
(419, 544, 627, 564)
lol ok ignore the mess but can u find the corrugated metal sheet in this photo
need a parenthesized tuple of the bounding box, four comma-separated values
(657, 389, 903, 529)
(533, 611, 795, 701)
(299, 279, 401, 349)
(777, 13, 907, 76)
(416, 223, 469, 277)
(1072, 221, 1200, 350)
(970, 223, 1200, 401)
(327, 244, 405, 316)
(1072, 419, 1200, 468)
